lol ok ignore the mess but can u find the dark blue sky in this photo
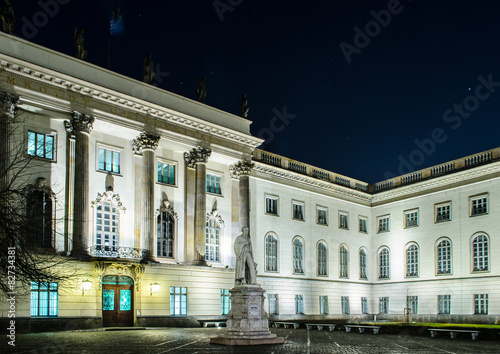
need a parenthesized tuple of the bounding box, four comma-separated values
(9, 0, 500, 183)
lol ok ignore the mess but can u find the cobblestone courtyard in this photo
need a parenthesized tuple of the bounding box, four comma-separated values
(3, 327, 500, 354)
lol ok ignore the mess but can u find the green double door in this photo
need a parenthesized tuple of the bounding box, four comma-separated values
(102, 275, 134, 327)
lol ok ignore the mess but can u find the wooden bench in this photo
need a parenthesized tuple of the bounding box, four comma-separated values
(428, 328, 480, 340)
(273, 321, 300, 329)
(199, 320, 227, 328)
(345, 325, 381, 334)
(305, 323, 336, 331)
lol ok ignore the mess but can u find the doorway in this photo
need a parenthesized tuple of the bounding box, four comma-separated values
(102, 275, 134, 327)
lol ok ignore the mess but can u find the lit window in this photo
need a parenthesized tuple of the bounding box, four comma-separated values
(438, 295, 450, 314)
(27, 131, 55, 160)
(472, 234, 489, 272)
(435, 202, 451, 222)
(157, 162, 176, 185)
(319, 296, 329, 315)
(339, 245, 348, 278)
(470, 195, 488, 216)
(205, 219, 220, 262)
(265, 195, 278, 215)
(157, 211, 174, 258)
(379, 248, 390, 279)
(406, 244, 419, 277)
(265, 233, 278, 272)
(341, 296, 350, 315)
(268, 294, 278, 315)
(221, 289, 231, 315)
(436, 239, 451, 274)
(31, 282, 58, 317)
(293, 238, 304, 274)
(317, 242, 327, 276)
(359, 249, 367, 280)
(295, 295, 304, 314)
(379, 297, 389, 314)
(170, 286, 187, 315)
(292, 201, 304, 221)
(377, 216, 390, 233)
(95, 202, 119, 251)
(404, 209, 419, 228)
(317, 207, 328, 225)
(361, 297, 368, 314)
(339, 212, 349, 229)
(474, 294, 488, 314)
(206, 174, 221, 195)
(359, 217, 367, 233)
(98, 147, 120, 174)
(407, 296, 418, 314)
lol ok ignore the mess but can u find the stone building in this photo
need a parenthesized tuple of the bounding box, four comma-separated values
(0, 32, 499, 331)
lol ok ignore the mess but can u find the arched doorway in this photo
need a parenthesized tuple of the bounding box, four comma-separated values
(102, 275, 134, 327)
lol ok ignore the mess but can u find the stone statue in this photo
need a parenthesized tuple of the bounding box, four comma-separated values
(234, 227, 257, 286)
(239, 93, 249, 118)
(196, 75, 207, 103)
(143, 53, 155, 84)
(0, 0, 15, 34)
(73, 28, 87, 60)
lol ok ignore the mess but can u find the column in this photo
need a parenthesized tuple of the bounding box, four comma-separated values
(185, 146, 211, 265)
(133, 132, 160, 260)
(65, 112, 94, 256)
(183, 153, 196, 263)
(133, 148, 143, 250)
(0, 93, 18, 198)
(63, 128, 76, 254)
(230, 160, 254, 230)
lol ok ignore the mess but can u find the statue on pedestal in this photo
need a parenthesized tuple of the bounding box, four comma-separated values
(143, 53, 155, 84)
(73, 28, 87, 60)
(239, 93, 249, 118)
(234, 227, 257, 286)
(196, 75, 207, 103)
(0, 0, 14, 34)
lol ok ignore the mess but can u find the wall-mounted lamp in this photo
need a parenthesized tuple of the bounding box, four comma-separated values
(81, 279, 92, 295)
(150, 282, 161, 296)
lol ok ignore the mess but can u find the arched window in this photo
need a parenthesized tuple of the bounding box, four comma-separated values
(265, 233, 278, 271)
(293, 237, 304, 274)
(339, 245, 348, 278)
(379, 248, 390, 279)
(472, 233, 489, 271)
(205, 218, 220, 262)
(27, 179, 54, 248)
(359, 249, 367, 279)
(157, 211, 174, 258)
(317, 241, 327, 276)
(406, 243, 419, 277)
(436, 239, 451, 274)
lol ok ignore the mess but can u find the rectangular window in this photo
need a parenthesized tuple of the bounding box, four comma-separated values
(157, 161, 176, 185)
(379, 297, 389, 314)
(27, 131, 55, 160)
(377, 216, 390, 233)
(359, 217, 367, 233)
(221, 289, 231, 315)
(31, 282, 58, 317)
(265, 195, 278, 215)
(407, 296, 418, 314)
(435, 202, 451, 223)
(339, 212, 349, 229)
(361, 297, 368, 314)
(474, 294, 488, 314)
(295, 295, 304, 314)
(170, 286, 187, 316)
(470, 195, 488, 216)
(98, 147, 120, 174)
(438, 295, 451, 314)
(404, 209, 419, 228)
(319, 295, 328, 315)
(341, 296, 350, 315)
(292, 201, 304, 221)
(268, 294, 278, 315)
(206, 174, 221, 195)
(317, 207, 328, 225)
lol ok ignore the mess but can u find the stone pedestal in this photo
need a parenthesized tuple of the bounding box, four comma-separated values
(210, 285, 284, 346)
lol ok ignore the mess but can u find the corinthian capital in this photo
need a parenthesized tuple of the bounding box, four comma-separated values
(65, 112, 95, 134)
(184, 146, 211, 168)
(1, 92, 19, 118)
(230, 160, 254, 179)
(132, 131, 161, 153)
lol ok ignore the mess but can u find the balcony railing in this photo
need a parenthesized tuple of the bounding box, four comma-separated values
(89, 245, 147, 260)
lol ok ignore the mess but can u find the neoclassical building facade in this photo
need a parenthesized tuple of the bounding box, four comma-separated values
(0, 32, 499, 330)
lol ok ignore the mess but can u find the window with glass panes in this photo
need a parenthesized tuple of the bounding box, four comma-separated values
(378, 216, 389, 233)
(221, 289, 231, 315)
(407, 296, 418, 314)
(293, 238, 304, 274)
(98, 147, 120, 173)
(379, 248, 390, 279)
(157, 211, 174, 258)
(265, 196, 278, 215)
(319, 295, 328, 315)
(28, 189, 53, 248)
(31, 282, 58, 316)
(295, 295, 304, 314)
(340, 245, 348, 278)
(359, 249, 367, 279)
(361, 297, 368, 314)
(438, 295, 450, 314)
(379, 297, 389, 314)
(268, 294, 278, 315)
(339, 213, 348, 229)
(341, 296, 350, 314)
(436, 204, 451, 222)
(96, 202, 119, 250)
(406, 244, 419, 277)
(474, 294, 488, 314)
(317, 208, 327, 225)
(292, 202, 304, 220)
(317, 242, 327, 276)
(205, 219, 220, 262)
(27, 131, 55, 160)
(265, 233, 278, 271)
(170, 286, 187, 315)
(359, 218, 367, 233)
(437, 239, 451, 274)
(405, 210, 418, 228)
(206, 174, 221, 194)
(471, 196, 488, 216)
(472, 234, 488, 271)
(157, 162, 175, 185)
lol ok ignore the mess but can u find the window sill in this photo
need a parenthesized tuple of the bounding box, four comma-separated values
(156, 181, 177, 188)
(265, 213, 279, 217)
(436, 272, 452, 276)
(97, 169, 122, 177)
(339, 227, 349, 231)
(207, 192, 223, 198)
(435, 219, 451, 224)
(470, 213, 488, 217)
(292, 218, 305, 222)
(377, 230, 390, 234)
(317, 223, 328, 226)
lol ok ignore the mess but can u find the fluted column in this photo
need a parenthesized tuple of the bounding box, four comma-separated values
(0, 93, 18, 200)
(184, 146, 211, 265)
(65, 112, 94, 256)
(63, 128, 76, 254)
(133, 132, 160, 260)
(230, 160, 254, 230)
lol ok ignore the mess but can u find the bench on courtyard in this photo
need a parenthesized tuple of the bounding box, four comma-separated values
(305, 323, 336, 331)
(273, 321, 300, 329)
(199, 320, 227, 328)
(428, 328, 480, 340)
(344, 325, 381, 334)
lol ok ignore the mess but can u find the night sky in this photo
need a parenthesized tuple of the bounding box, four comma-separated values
(7, 0, 500, 183)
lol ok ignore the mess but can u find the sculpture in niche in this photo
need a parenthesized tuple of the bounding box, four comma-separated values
(234, 227, 257, 286)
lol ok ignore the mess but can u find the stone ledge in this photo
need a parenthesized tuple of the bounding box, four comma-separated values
(210, 334, 284, 346)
